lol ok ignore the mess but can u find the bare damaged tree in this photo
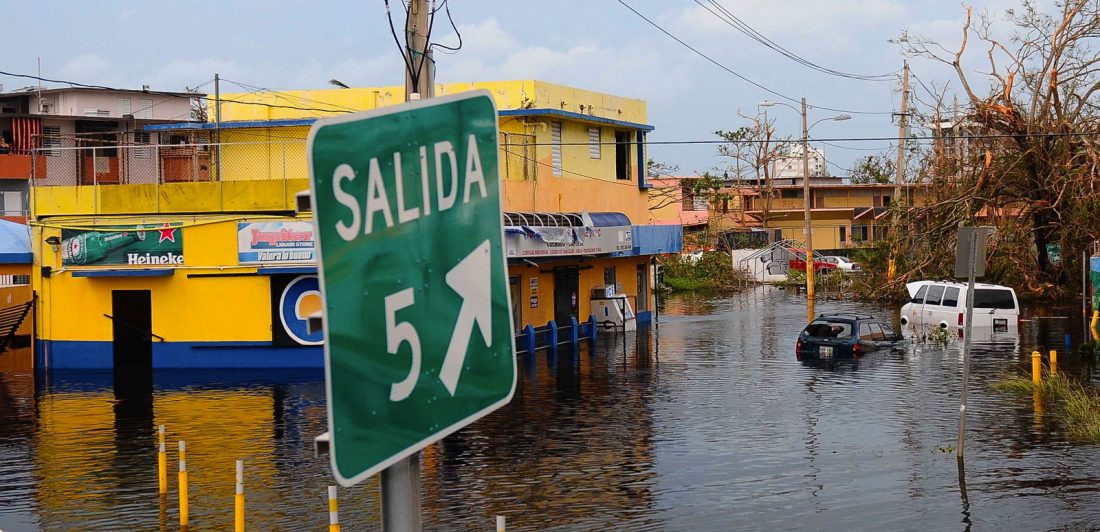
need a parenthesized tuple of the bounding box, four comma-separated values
(715, 112, 792, 228)
(895, 0, 1100, 298)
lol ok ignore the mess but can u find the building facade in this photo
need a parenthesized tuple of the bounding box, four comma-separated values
(0, 87, 200, 223)
(30, 80, 679, 370)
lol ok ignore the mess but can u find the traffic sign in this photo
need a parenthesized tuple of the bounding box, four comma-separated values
(308, 91, 516, 487)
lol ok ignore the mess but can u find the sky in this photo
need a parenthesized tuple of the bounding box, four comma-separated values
(3, 0, 1034, 175)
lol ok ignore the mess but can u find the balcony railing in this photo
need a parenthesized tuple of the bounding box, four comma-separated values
(30, 140, 308, 217)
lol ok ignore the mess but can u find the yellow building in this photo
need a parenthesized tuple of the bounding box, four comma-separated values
(30, 80, 679, 370)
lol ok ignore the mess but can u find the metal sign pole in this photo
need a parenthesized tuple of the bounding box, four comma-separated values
(957, 229, 978, 460)
(381, 453, 422, 532)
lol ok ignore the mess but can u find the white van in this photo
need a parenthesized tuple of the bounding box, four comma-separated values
(899, 281, 1020, 336)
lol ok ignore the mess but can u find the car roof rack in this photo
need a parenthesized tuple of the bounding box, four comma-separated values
(817, 313, 875, 320)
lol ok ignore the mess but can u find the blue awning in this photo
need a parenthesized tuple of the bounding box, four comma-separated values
(72, 269, 175, 278)
(0, 219, 31, 264)
(256, 266, 317, 275)
(588, 212, 631, 227)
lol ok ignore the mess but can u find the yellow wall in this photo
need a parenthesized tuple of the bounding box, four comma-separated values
(217, 80, 647, 126)
(34, 215, 306, 343)
(506, 255, 651, 331)
(32, 179, 308, 217)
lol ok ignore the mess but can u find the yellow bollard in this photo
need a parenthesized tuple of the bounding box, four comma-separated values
(179, 441, 189, 528)
(1032, 351, 1042, 385)
(1050, 349, 1058, 376)
(497, 515, 506, 532)
(157, 425, 167, 495)
(328, 486, 340, 532)
(235, 459, 245, 532)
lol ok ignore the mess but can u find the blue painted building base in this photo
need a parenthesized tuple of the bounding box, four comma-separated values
(37, 340, 323, 369)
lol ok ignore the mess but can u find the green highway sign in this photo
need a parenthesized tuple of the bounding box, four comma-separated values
(308, 91, 516, 487)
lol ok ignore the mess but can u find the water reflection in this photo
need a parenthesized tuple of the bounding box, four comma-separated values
(1, 290, 1099, 530)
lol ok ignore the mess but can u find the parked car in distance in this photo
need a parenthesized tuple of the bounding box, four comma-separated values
(899, 281, 1019, 336)
(796, 313, 902, 361)
(788, 249, 837, 274)
(819, 255, 861, 272)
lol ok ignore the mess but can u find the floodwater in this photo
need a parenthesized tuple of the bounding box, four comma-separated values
(2, 286, 1099, 531)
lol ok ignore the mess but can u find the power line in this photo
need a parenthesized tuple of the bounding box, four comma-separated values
(695, 0, 897, 82)
(503, 129, 1100, 147)
(220, 78, 360, 113)
(0, 70, 364, 116)
(616, 0, 894, 116)
(501, 148, 643, 188)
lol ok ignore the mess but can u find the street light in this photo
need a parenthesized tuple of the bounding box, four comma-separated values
(758, 99, 850, 300)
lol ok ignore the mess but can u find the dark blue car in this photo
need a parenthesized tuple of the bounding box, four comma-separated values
(797, 313, 901, 361)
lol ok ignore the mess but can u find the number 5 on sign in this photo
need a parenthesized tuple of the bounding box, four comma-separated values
(385, 288, 420, 401)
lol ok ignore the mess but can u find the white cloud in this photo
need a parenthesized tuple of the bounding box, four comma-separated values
(58, 54, 114, 84)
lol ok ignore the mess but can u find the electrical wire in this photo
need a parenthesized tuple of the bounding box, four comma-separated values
(695, 0, 897, 82)
(616, 0, 894, 116)
(410, 0, 437, 92)
(501, 148, 644, 188)
(430, 0, 462, 52)
(221, 78, 360, 113)
(385, 0, 418, 88)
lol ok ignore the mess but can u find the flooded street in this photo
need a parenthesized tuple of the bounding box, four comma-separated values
(3, 287, 1100, 530)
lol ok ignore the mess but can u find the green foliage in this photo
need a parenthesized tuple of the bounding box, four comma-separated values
(926, 326, 952, 346)
(1074, 341, 1100, 361)
(992, 372, 1100, 443)
(849, 154, 894, 184)
(660, 252, 751, 292)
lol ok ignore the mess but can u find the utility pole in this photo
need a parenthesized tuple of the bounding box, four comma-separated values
(801, 97, 815, 300)
(404, 0, 434, 100)
(894, 61, 909, 205)
(888, 62, 909, 283)
(214, 73, 222, 183)
(384, 2, 430, 530)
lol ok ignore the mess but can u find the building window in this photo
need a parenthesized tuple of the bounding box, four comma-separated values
(134, 131, 151, 159)
(42, 126, 61, 156)
(138, 99, 153, 119)
(615, 131, 630, 180)
(840, 226, 847, 243)
(722, 198, 729, 214)
(117, 97, 132, 117)
(550, 122, 562, 177)
(588, 127, 601, 159)
(604, 266, 616, 288)
(780, 189, 802, 199)
(1, 191, 21, 216)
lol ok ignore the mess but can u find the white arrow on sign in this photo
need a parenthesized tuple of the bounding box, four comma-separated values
(439, 239, 493, 396)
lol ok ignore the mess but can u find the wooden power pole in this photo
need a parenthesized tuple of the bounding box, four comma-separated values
(405, 0, 434, 100)
(894, 62, 910, 206)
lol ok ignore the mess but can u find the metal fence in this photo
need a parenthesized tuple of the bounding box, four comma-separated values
(30, 135, 308, 187)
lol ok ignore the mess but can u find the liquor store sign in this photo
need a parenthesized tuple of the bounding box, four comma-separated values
(61, 224, 183, 267)
(238, 221, 316, 264)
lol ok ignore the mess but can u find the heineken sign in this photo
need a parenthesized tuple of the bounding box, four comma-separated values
(61, 224, 184, 267)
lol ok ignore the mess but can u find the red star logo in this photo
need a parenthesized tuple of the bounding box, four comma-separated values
(158, 223, 177, 243)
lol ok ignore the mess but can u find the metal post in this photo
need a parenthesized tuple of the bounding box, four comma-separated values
(379, 3, 432, 528)
(215, 73, 222, 183)
(381, 452, 422, 532)
(956, 229, 977, 460)
(1083, 249, 1089, 343)
(801, 97, 815, 300)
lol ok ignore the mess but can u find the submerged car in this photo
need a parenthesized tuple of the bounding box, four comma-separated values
(796, 313, 901, 360)
(899, 281, 1019, 337)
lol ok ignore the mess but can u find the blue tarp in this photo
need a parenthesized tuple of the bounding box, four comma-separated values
(0, 220, 30, 264)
